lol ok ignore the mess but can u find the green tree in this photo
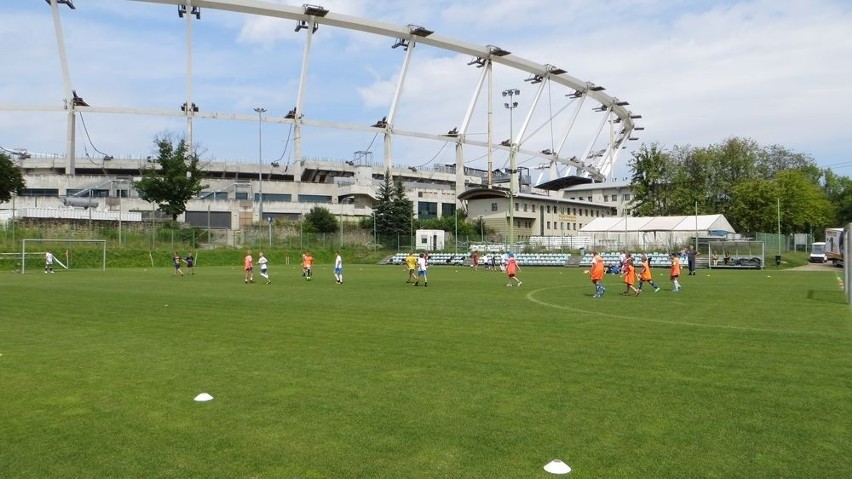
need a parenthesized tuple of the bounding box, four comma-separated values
(728, 171, 834, 234)
(823, 169, 852, 225)
(627, 143, 675, 216)
(728, 179, 779, 233)
(758, 144, 818, 179)
(372, 172, 414, 242)
(0, 153, 26, 203)
(134, 138, 207, 221)
(775, 170, 834, 233)
(304, 206, 338, 233)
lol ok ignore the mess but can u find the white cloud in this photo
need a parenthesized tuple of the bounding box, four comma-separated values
(2, 0, 851, 175)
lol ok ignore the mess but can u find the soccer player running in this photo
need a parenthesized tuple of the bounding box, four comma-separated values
(303, 251, 314, 281)
(405, 251, 418, 283)
(258, 251, 270, 284)
(670, 252, 682, 292)
(173, 251, 185, 277)
(637, 254, 661, 292)
(590, 250, 606, 298)
(620, 253, 640, 296)
(301, 252, 308, 277)
(44, 251, 55, 273)
(244, 250, 254, 284)
(332, 251, 343, 284)
(505, 252, 522, 287)
(414, 252, 428, 287)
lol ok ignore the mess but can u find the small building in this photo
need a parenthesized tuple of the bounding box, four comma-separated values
(416, 229, 445, 251)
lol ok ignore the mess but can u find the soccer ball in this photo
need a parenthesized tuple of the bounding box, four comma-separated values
(307, 276, 312, 281)
(583, 270, 590, 274)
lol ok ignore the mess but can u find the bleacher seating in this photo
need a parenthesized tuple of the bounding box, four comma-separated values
(578, 252, 673, 268)
(387, 252, 571, 266)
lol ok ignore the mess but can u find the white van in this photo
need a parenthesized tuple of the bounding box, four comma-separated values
(809, 242, 826, 263)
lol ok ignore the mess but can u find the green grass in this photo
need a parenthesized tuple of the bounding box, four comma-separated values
(1, 264, 850, 478)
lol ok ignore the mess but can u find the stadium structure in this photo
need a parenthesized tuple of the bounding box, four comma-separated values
(2, 1, 642, 243)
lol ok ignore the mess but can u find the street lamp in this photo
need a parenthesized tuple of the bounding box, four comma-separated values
(254, 107, 267, 222)
(502, 88, 520, 251)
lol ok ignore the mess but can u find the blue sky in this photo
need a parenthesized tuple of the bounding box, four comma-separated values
(2, 0, 851, 179)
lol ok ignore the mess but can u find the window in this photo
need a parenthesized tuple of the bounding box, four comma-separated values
(442, 203, 456, 217)
(20, 188, 59, 197)
(515, 202, 519, 211)
(602, 196, 608, 202)
(417, 201, 438, 219)
(523, 203, 528, 212)
(66, 189, 109, 197)
(612, 195, 617, 201)
(531, 204, 536, 213)
(199, 191, 228, 200)
(623, 193, 631, 201)
(491, 202, 498, 211)
(546, 205, 551, 213)
(298, 194, 332, 203)
(546, 221, 551, 229)
(261, 193, 291, 202)
(588, 196, 592, 202)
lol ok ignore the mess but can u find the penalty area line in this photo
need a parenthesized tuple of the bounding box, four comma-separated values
(525, 286, 826, 336)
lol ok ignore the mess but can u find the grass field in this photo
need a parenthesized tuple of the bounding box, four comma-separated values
(1, 263, 850, 478)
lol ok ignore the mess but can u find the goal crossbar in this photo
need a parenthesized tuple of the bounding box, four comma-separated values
(21, 239, 107, 274)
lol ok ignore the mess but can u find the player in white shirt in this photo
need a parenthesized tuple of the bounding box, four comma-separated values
(333, 251, 343, 284)
(45, 251, 55, 273)
(414, 253, 429, 287)
(258, 251, 270, 284)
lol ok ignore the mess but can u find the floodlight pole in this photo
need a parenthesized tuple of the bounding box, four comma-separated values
(254, 107, 267, 223)
(454, 210, 458, 254)
(503, 88, 520, 251)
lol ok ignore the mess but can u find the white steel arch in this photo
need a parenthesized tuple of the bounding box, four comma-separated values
(26, 0, 642, 185)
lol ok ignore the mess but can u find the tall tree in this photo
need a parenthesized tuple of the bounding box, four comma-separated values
(134, 138, 207, 221)
(389, 176, 414, 237)
(757, 144, 818, 179)
(372, 172, 413, 240)
(628, 143, 674, 216)
(774, 170, 834, 233)
(0, 153, 26, 203)
(728, 178, 778, 233)
(822, 169, 852, 225)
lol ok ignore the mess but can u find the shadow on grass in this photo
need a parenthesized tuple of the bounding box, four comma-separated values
(806, 289, 847, 304)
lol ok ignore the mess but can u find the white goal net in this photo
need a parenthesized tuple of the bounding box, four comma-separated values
(21, 239, 107, 274)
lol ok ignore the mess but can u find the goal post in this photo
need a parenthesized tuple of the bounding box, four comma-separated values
(21, 239, 107, 274)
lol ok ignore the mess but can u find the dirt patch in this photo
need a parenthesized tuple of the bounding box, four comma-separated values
(789, 262, 841, 272)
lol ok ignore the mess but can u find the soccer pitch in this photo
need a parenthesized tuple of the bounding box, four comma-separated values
(1, 264, 850, 477)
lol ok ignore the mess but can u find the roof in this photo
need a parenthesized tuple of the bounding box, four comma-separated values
(580, 214, 736, 233)
(535, 175, 593, 191)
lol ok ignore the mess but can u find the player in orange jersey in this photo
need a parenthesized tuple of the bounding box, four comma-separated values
(303, 251, 314, 280)
(244, 250, 254, 284)
(638, 254, 661, 292)
(621, 253, 640, 296)
(590, 250, 606, 298)
(669, 252, 682, 292)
